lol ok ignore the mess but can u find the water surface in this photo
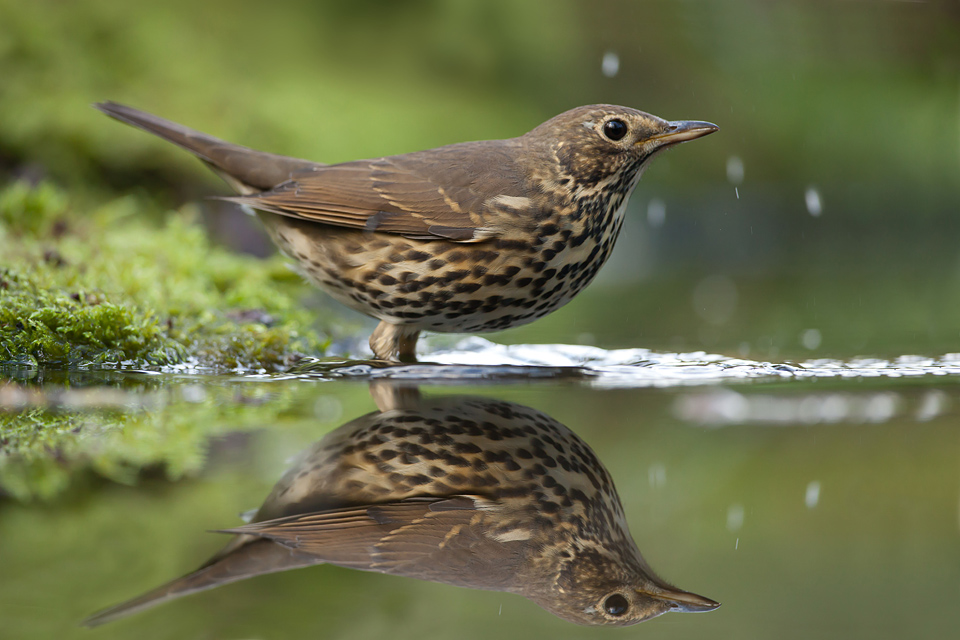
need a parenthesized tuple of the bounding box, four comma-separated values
(3, 341, 959, 639)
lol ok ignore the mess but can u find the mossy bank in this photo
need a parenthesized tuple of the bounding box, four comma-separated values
(0, 180, 339, 371)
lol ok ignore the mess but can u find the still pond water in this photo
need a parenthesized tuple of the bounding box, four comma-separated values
(2, 339, 959, 639)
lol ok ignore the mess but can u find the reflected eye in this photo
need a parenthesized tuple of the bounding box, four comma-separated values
(602, 119, 628, 141)
(604, 593, 629, 616)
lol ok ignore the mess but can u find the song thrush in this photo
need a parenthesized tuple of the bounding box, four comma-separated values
(95, 102, 717, 361)
(84, 384, 718, 627)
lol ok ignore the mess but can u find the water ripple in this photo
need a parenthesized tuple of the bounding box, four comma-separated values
(291, 338, 960, 388)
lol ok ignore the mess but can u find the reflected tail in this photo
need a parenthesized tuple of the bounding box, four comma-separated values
(82, 538, 323, 627)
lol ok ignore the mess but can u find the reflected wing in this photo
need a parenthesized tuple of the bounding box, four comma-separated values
(224, 139, 533, 242)
(221, 496, 523, 589)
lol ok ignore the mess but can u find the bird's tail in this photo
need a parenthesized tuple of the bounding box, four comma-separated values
(93, 101, 323, 194)
(81, 537, 323, 627)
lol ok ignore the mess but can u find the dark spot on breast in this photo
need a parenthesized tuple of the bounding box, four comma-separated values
(441, 270, 469, 284)
(474, 250, 499, 263)
(526, 463, 547, 477)
(406, 250, 430, 262)
(540, 500, 561, 514)
(495, 239, 529, 251)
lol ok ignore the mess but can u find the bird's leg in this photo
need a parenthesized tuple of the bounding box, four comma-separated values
(370, 321, 421, 362)
(368, 381, 422, 412)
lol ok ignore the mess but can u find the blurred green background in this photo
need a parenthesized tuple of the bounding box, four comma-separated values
(3, 0, 959, 361)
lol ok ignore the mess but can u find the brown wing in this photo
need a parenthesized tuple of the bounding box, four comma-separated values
(225, 139, 536, 242)
(220, 496, 525, 591)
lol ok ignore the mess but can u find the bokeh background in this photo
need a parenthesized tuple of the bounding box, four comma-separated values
(4, 0, 959, 361)
(3, 2, 960, 640)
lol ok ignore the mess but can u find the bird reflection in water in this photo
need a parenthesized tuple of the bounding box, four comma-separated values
(85, 384, 718, 627)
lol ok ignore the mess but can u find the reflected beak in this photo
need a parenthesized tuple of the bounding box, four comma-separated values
(645, 120, 719, 148)
(638, 586, 721, 613)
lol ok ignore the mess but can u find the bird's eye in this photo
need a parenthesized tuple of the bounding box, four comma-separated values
(603, 593, 630, 616)
(602, 119, 628, 141)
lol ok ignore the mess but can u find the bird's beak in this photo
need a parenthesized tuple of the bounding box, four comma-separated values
(637, 586, 721, 613)
(644, 120, 719, 148)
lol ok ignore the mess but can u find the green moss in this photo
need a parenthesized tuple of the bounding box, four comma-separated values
(0, 377, 369, 501)
(0, 180, 335, 370)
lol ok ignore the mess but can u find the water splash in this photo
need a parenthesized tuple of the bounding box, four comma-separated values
(289, 338, 960, 388)
(13, 339, 960, 391)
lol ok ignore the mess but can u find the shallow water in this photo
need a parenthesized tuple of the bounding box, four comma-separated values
(3, 339, 959, 639)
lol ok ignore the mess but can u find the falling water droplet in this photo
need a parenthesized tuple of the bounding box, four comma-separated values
(648, 463, 667, 488)
(801, 328, 822, 350)
(726, 504, 744, 532)
(805, 481, 821, 508)
(805, 186, 822, 216)
(647, 198, 666, 227)
(601, 51, 620, 77)
(726, 156, 744, 185)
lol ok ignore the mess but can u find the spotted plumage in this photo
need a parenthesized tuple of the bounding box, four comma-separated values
(84, 386, 718, 627)
(95, 102, 717, 360)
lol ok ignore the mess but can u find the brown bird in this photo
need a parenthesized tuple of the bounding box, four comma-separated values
(83, 384, 718, 627)
(95, 102, 717, 361)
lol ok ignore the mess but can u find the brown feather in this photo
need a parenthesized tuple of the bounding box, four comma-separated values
(218, 496, 523, 589)
(224, 140, 535, 242)
(93, 101, 323, 194)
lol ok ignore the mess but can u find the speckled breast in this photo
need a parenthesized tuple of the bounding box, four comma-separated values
(261, 185, 633, 334)
(262, 396, 629, 542)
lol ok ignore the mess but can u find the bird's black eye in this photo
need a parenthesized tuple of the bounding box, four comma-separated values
(604, 593, 629, 616)
(602, 119, 628, 141)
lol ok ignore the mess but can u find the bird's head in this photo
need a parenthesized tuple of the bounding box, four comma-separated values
(524, 104, 718, 191)
(524, 544, 719, 627)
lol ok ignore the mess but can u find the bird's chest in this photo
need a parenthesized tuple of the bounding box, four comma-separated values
(526, 190, 631, 299)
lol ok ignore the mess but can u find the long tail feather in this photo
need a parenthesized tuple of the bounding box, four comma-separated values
(94, 101, 323, 193)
